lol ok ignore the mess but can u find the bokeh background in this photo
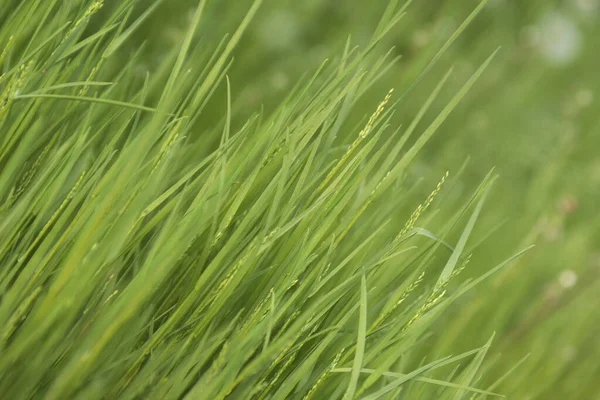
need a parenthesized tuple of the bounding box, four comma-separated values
(98, 0, 600, 398)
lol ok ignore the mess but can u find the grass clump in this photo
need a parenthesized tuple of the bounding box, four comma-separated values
(0, 0, 597, 399)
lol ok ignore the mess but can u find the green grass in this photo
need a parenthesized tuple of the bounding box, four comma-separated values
(0, 0, 599, 399)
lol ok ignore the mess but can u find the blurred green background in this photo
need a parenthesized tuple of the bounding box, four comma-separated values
(99, 0, 600, 398)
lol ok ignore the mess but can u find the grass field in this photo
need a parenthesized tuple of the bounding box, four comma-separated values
(0, 0, 599, 399)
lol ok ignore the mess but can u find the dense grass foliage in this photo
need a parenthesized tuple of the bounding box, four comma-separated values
(0, 0, 598, 399)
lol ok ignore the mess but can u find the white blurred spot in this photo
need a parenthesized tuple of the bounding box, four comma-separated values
(559, 269, 578, 289)
(537, 12, 582, 66)
(572, 0, 599, 12)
